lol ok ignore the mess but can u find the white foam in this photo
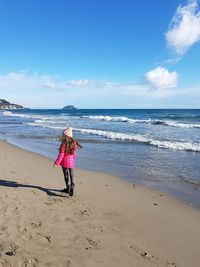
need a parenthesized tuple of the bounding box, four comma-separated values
(73, 127, 200, 152)
(161, 120, 200, 128)
(84, 115, 200, 128)
(24, 120, 200, 152)
(27, 122, 63, 129)
(3, 111, 44, 119)
(34, 119, 62, 125)
(2, 111, 13, 116)
(2, 111, 70, 124)
(4, 112, 199, 129)
(84, 115, 151, 124)
(150, 139, 200, 152)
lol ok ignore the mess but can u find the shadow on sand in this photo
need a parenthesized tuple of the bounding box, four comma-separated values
(0, 178, 66, 197)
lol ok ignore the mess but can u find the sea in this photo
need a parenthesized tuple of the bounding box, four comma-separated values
(0, 109, 200, 207)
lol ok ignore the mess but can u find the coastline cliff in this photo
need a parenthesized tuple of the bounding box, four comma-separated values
(0, 99, 24, 109)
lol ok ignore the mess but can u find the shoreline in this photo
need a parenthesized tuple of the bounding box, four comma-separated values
(0, 140, 200, 266)
(3, 136, 200, 209)
(0, 138, 193, 208)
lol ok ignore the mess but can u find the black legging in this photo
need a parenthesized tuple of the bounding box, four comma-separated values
(62, 167, 74, 187)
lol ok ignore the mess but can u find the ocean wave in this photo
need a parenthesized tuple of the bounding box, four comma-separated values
(24, 119, 200, 152)
(2, 111, 44, 119)
(84, 115, 200, 128)
(32, 119, 62, 125)
(83, 115, 151, 124)
(2, 111, 73, 126)
(26, 122, 63, 129)
(153, 120, 200, 128)
(3, 112, 200, 129)
(73, 128, 200, 152)
(24, 121, 200, 152)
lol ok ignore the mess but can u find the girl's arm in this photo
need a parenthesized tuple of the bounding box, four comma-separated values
(54, 144, 65, 166)
(75, 140, 82, 148)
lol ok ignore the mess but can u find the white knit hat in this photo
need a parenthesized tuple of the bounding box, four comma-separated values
(63, 127, 73, 137)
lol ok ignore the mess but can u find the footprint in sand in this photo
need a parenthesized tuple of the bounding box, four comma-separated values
(17, 226, 34, 241)
(67, 199, 76, 206)
(36, 232, 51, 243)
(0, 259, 12, 267)
(0, 226, 8, 232)
(165, 259, 178, 266)
(44, 198, 63, 206)
(74, 208, 93, 217)
(129, 244, 156, 263)
(93, 224, 104, 232)
(61, 259, 71, 267)
(64, 217, 75, 223)
(43, 263, 52, 267)
(31, 190, 39, 196)
(13, 206, 19, 216)
(129, 244, 177, 266)
(30, 221, 42, 229)
(84, 236, 101, 250)
(19, 257, 39, 267)
(85, 237, 98, 247)
(103, 211, 119, 217)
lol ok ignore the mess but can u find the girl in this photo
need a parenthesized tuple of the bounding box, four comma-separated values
(53, 127, 82, 196)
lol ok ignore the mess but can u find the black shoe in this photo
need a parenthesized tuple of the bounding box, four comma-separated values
(69, 183, 75, 197)
(60, 188, 68, 193)
(66, 185, 70, 194)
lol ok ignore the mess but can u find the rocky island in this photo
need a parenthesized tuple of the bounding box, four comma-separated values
(62, 105, 77, 110)
(0, 99, 24, 109)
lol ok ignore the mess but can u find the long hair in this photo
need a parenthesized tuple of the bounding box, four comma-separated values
(60, 134, 76, 154)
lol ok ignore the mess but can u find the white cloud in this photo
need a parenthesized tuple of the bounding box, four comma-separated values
(43, 79, 90, 90)
(145, 67, 177, 90)
(0, 72, 53, 89)
(0, 70, 189, 108)
(0, 70, 178, 98)
(68, 79, 89, 87)
(165, 0, 200, 56)
(43, 82, 58, 89)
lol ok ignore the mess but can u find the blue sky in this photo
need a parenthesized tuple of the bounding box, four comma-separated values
(0, 0, 200, 108)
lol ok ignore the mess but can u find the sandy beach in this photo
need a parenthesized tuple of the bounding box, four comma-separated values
(0, 140, 200, 267)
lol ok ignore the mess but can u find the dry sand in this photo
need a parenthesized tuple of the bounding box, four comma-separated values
(0, 140, 200, 267)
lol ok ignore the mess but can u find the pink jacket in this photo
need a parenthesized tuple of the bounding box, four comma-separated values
(54, 142, 77, 168)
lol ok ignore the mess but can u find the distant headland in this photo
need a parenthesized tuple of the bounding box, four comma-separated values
(0, 99, 25, 109)
(62, 105, 77, 110)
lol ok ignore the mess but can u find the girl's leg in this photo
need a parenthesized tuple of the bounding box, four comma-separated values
(68, 168, 74, 196)
(62, 167, 69, 188)
(68, 168, 74, 185)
